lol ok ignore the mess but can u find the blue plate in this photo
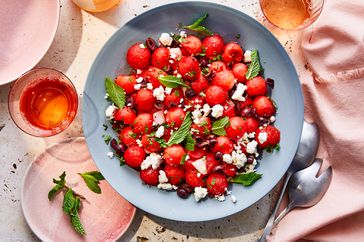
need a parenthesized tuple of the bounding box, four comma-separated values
(83, 2, 303, 222)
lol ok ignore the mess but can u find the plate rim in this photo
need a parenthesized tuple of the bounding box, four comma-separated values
(82, 1, 304, 222)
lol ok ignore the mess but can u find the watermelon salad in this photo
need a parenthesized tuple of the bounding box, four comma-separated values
(103, 14, 280, 203)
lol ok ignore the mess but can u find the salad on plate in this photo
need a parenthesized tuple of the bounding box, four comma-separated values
(103, 14, 280, 203)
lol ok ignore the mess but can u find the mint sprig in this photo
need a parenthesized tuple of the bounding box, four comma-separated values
(231, 172, 262, 186)
(78, 171, 105, 194)
(183, 13, 213, 36)
(48, 171, 104, 236)
(105, 77, 126, 108)
(167, 112, 192, 146)
(158, 75, 189, 88)
(211, 117, 230, 136)
(245, 50, 262, 79)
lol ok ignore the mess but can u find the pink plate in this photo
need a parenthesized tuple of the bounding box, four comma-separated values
(21, 137, 136, 241)
(0, 0, 60, 85)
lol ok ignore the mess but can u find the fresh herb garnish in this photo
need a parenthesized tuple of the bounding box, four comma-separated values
(48, 171, 107, 236)
(183, 13, 213, 36)
(231, 172, 262, 186)
(184, 133, 195, 151)
(155, 137, 168, 148)
(235, 33, 241, 39)
(245, 50, 262, 79)
(265, 143, 280, 153)
(180, 153, 187, 165)
(102, 124, 108, 131)
(78, 171, 105, 194)
(158, 75, 189, 88)
(201, 67, 210, 75)
(105, 77, 126, 108)
(102, 134, 111, 144)
(62, 188, 85, 235)
(48, 171, 66, 200)
(167, 112, 192, 146)
(211, 117, 230, 136)
(211, 54, 222, 61)
(119, 155, 126, 166)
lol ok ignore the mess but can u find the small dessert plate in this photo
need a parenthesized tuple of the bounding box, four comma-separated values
(0, 0, 60, 85)
(21, 137, 135, 241)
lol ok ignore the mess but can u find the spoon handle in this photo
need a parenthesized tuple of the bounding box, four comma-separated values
(257, 172, 292, 242)
(274, 202, 294, 225)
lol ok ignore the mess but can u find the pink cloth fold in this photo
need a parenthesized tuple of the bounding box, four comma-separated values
(270, 0, 364, 241)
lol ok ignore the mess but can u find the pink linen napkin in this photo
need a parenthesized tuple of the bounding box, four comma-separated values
(270, 0, 364, 241)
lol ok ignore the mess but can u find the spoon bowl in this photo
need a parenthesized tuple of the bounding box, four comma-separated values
(274, 158, 333, 224)
(289, 121, 320, 174)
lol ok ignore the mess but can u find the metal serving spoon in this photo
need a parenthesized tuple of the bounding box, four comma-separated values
(273, 158, 332, 224)
(258, 121, 319, 242)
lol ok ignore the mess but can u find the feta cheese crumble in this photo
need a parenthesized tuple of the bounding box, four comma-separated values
(180, 31, 187, 38)
(231, 151, 247, 168)
(165, 87, 173, 95)
(158, 170, 169, 183)
(223, 154, 233, 164)
(244, 50, 252, 62)
(136, 77, 144, 83)
(136, 139, 143, 147)
(157, 183, 174, 190)
(155, 126, 165, 138)
(211, 104, 224, 118)
(134, 84, 142, 90)
(194, 187, 208, 202)
(216, 195, 225, 202)
(246, 140, 258, 154)
(231, 83, 247, 101)
(141, 153, 163, 170)
(192, 157, 207, 175)
(105, 105, 116, 119)
(169, 48, 182, 59)
(153, 111, 165, 125)
(153, 86, 165, 101)
(258, 132, 268, 144)
(146, 83, 153, 90)
(270, 116, 276, 123)
(159, 33, 173, 46)
(231, 195, 237, 203)
(200, 103, 210, 117)
(136, 69, 142, 74)
(107, 152, 114, 159)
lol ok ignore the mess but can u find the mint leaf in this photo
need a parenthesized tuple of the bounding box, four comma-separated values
(211, 117, 229, 136)
(71, 211, 86, 235)
(167, 112, 192, 146)
(231, 172, 262, 186)
(81, 171, 104, 181)
(155, 137, 168, 148)
(245, 50, 262, 79)
(48, 171, 66, 200)
(184, 133, 195, 151)
(105, 77, 126, 108)
(63, 188, 76, 215)
(183, 13, 213, 36)
(102, 134, 111, 145)
(158, 75, 189, 88)
(180, 153, 187, 165)
(48, 184, 64, 201)
(79, 172, 103, 194)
